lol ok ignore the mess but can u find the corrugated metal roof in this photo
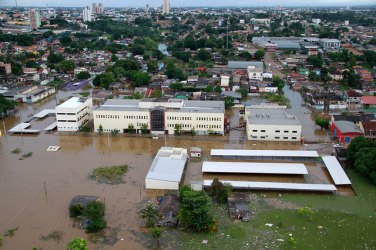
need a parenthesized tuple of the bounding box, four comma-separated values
(211, 149, 319, 158)
(322, 156, 351, 185)
(202, 161, 308, 174)
(228, 61, 264, 69)
(334, 121, 363, 134)
(204, 180, 337, 192)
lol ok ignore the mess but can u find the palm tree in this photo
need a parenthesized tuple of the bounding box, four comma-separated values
(151, 227, 163, 248)
(139, 203, 159, 228)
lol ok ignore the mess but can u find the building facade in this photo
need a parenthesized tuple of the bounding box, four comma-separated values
(29, 9, 41, 29)
(163, 0, 170, 14)
(83, 6, 92, 22)
(56, 97, 93, 132)
(245, 106, 302, 142)
(93, 99, 225, 135)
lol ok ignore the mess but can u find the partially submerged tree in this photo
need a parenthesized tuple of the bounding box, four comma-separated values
(67, 238, 88, 250)
(315, 116, 330, 129)
(139, 203, 159, 228)
(150, 227, 163, 248)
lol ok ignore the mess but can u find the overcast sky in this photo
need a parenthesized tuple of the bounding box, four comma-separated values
(0, 0, 375, 7)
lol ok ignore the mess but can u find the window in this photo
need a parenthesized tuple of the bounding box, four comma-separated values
(275, 137, 280, 139)
(283, 137, 288, 139)
(292, 131, 297, 133)
(261, 130, 266, 132)
(252, 130, 258, 132)
(284, 130, 289, 133)
(275, 130, 280, 133)
(252, 136, 257, 139)
(260, 136, 265, 139)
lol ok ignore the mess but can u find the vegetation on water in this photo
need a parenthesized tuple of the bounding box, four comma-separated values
(11, 148, 21, 154)
(139, 203, 159, 228)
(89, 165, 128, 184)
(4, 227, 18, 237)
(40, 231, 63, 243)
(19, 152, 32, 160)
(67, 238, 88, 250)
(79, 123, 92, 133)
(261, 92, 290, 107)
(79, 92, 90, 97)
(150, 227, 163, 248)
(70, 201, 106, 233)
(347, 136, 376, 184)
(315, 116, 330, 129)
(0, 94, 17, 114)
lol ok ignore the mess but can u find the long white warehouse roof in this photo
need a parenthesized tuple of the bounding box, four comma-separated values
(211, 149, 319, 158)
(33, 109, 56, 119)
(322, 156, 352, 185)
(202, 161, 308, 175)
(204, 180, 337, 192)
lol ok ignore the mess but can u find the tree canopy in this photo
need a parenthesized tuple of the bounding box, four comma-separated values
(178, 187, 216, 232)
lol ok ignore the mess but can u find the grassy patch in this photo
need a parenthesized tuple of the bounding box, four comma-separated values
(261, 92, 290, 107)
(19, 152, 33, 160)
(90, 165, 128, 184)
(79, 92, 90, 97)
(40, 231, 63, 243)
(176, 171, 376, 249)
(11, 148, 21, 154)
(4, 227, 19, 237)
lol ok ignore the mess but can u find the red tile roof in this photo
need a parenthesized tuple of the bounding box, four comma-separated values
(361, 121, 376, 133)
(361, 96, 376, 105)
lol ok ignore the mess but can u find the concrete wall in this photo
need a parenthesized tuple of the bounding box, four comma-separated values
(145, 179, 179, 190)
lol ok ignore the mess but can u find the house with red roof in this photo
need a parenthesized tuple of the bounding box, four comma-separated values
(331, 120, 364, 143)
(359, 121, 376, 141)
(361, 96, 376, 109)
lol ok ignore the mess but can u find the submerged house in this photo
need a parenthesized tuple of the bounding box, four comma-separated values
(157, 195, 179, 227)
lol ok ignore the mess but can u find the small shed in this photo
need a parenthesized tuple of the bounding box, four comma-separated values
(190, 147, 202, 158)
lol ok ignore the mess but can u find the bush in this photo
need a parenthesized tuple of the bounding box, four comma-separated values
(69, 204, 84, 218)
(86, 218, 106, 233)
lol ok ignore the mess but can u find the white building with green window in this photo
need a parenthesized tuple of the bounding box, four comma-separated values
(245, 106, 302, 142)
(93, 99, 225, 135)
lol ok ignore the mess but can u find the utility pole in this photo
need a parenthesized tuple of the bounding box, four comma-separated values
(2, 120, 6, 135)
(226, 18, 229, 50)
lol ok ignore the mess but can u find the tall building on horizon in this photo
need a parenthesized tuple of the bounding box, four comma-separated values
(83, 6, 92, 22)
(162, 0, 170, 14)
(92, 3, 97, 14)
(98, 3, 104, 14)
(29, 9, 41, 29)
(146, 4, 150, 14)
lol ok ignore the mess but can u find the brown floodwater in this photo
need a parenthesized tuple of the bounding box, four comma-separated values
(0, 91, 348, 250)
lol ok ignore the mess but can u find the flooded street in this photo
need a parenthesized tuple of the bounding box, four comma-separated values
(282, 85, 330, 142)
(0, 89, 341, 250)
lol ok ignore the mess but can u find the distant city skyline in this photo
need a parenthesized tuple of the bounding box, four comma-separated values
(1, 0, 376, 7)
